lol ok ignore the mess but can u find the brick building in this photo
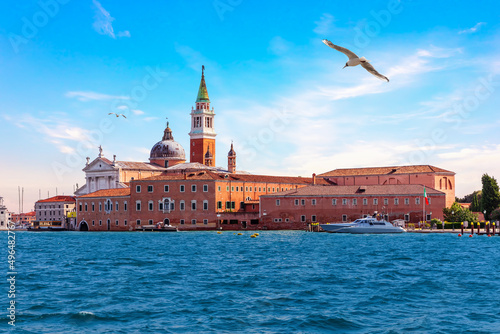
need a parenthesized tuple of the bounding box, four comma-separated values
(319, 165, 455, 207)
(260, 184, 446, 226)
(11, 211, 36, 228)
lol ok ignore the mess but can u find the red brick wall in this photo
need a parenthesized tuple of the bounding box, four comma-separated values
(76, 196, 131, 231)
(190, 138, 215, 166)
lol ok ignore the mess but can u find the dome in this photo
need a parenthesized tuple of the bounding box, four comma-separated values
(149, 123, 186, 165)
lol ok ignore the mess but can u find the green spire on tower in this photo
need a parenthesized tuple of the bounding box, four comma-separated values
(196, 65, 210, 103)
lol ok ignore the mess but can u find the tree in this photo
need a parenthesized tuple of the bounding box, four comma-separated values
(443, 202, 478, 222)
(456, 190, 481, 204)
(480, 174, 500, 220)
(470, 193, 481, 212)
(490, 208, 500, 222)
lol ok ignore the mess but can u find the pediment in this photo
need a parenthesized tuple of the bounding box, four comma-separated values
(83, 157, 118, 172)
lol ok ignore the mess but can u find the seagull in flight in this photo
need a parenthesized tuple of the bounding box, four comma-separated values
(108, 113, 127, 118)
(322, 39, 389, 82)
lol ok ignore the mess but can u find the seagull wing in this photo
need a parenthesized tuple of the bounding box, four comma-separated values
(322, 39, 359, 59)
(108, 113, 114, 115)
(360, 61, 389, 82)
(121, 114, 127, 118)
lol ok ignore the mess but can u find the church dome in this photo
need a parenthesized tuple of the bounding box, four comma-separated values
(149, 123, 186, 166)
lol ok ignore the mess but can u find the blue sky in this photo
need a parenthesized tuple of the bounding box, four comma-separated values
(1, 0, 499, 211)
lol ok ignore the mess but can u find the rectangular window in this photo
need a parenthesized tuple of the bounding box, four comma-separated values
(180, 219, 185, 225)
(394, 198, 399, 205)
(342, 199, 347, 205)
(170, 202, 175, 211)
(245, 187, 248, 191)
(312, 215, 317, 222)
(180, 185, 185, 192)
(136, 202, 141, 211)
(231, 202, 236, 209)
(272, 188, 275, 192)
(92, 203, 95, 212)
(159, 202, 163, 211)
(218, 186, 221, 191)
(363, 198, 367, 205)
(92, 220, 95, 226)
(136, 185, 141, 193)
(332, 199, 337, 206)
(203, 184, 208, 192)
(231, 186, 234, 191)
(124, 202, 127, 211)
(353, 199, 357, 206)
(259, 187, 262, 192)
(180, 201, 185, 211)
(226, 201, 230, 209)
(164, 185, 169, 192)
(191, 219, 196, 225)
(148, 202, 153, 211)
(203, 219, 208, 225)
(148, 219, 153, 225)
(300, 215, 306, 222)
(192, 185, 197, 192)
(227, 186, 229, 191)
(416, 198, 421, 205)
(428, 198, 431, 204)
(404, 198, 409, 205)
(191, 201, 196, 210)
(295, 199, 299, 206)
(115, 220, 119, 226)
(301, 199, 305, 205)
(116, 202, 119, 211)
(79, 203, 82, 212)
(124, 220, 127, 226)
(342, 215, 347, 222)
(236, 186, 239, 192)
(312, 199, 316, 205)
(249, 187, 252, 191)
(217, 201, 222, 209)
(148, 185, 153, 192)
(99, 220, 102, 226)
(373, 198, 378, 205)
(84, 203, 88, 211)
(136, 219, 141, 226)
(99, 203, 102, 212)
(276, 199, 280, 206)
(384, 198, 388, 205)
(203, 201, 208, 210)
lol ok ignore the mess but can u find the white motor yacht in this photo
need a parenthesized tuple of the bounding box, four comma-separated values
(320, 217, 405, 234)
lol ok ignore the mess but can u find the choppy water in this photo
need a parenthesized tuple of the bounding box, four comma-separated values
(1, 231, 500, 333)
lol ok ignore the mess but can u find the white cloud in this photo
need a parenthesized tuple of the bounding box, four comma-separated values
(459, 22, 486, 34)
(118, 30, 131, 38)
(66, 91, 130, 101)
(313, 13, 334, 35)
(92, 0, 116, 38)
(143, 117, 159, 122)
(131, 109, 145, 115)
(268, 36, 292, 56)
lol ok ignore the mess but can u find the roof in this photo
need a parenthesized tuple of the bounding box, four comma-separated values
(115, 161, 165, 170)
(78, 188, 131, 198)
(37, 196, 76, 203)
(196, 67, 210, 102)
(261, 184, 445, 197)
(319, 165, 454, 177)
(141, 170, 323, 185)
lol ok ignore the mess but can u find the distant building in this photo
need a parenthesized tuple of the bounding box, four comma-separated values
(319, 165, 455, 207)
(34, 196, 76, 230)
(260, 184, 446, 226)
(11, 211, 36, 228)
(0, 197, 12, 230)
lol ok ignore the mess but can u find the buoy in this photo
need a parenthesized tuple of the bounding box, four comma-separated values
(255, 233, 259, 236)
(469, 234, 473, 238)
(488, 234, 491, 237)
(217, 231, 222, 234)
(250, 235, 256, 238)
(237, 233, 242, 235)
(458, 234, 462, 237)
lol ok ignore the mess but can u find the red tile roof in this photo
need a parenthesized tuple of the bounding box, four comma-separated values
(261, 184, 444, 197)
(78, 188, 131, 198)
(36, 196, 76, 203)
(319, 165, 454, 177)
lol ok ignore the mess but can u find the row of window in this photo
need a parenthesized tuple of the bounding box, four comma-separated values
(218, 186, 289, 193)
(276, 197, 430, 207)
(37, 204, 71, 209)
(79, 201, 128, 213)
(136, 184, 209, 193)
(136, 200, 209, 212)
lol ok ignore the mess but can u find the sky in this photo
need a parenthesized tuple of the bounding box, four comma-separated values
(1, 0, 499, 212)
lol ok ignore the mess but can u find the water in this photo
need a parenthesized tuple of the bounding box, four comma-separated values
(2, 231, 500, 333)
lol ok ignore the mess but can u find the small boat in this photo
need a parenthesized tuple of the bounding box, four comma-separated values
(136, 222, 177, 232)
(320, 217, 405, 234)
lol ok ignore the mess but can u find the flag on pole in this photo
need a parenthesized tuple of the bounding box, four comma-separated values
(424, 186, 429, 205)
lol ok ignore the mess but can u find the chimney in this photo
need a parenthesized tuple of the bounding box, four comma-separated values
(312, 173, 316, 185)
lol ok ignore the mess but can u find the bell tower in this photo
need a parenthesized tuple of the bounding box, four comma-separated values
(189, 66, 216, 166)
